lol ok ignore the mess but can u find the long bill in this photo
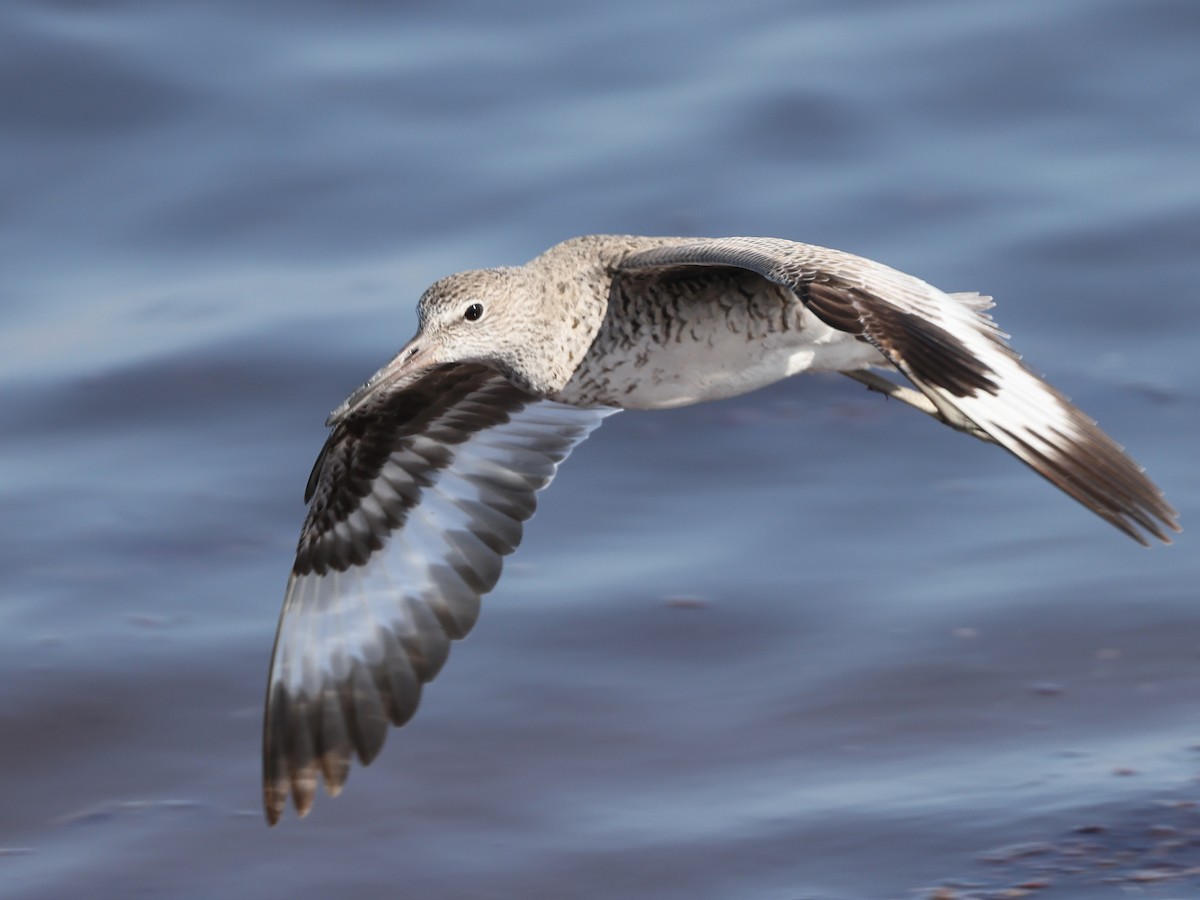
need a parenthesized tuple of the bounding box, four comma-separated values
(325, 335, 436, 425)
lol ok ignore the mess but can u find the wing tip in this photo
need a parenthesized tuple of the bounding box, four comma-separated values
(1131, 509, 1182, 548)
(263, 784, 287, 827)
(262, 752, 350, 826)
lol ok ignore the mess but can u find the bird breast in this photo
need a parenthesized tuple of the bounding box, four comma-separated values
(555, 267, 884, 409)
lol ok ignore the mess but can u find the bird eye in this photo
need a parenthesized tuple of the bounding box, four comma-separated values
(463, 302, 484, 322)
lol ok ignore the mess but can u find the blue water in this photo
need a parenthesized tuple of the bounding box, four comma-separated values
(2, 1, 1199, 897)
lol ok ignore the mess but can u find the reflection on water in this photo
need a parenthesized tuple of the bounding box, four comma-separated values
(1, 0, 1198, 897)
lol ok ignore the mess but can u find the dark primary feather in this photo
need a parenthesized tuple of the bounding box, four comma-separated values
(294, 364, 526, 576)
(802, 277, 1000, 398)
(619, 239, 1179, 545)
(263, 364, 610, 824)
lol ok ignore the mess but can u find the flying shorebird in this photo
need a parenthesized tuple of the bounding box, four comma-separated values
(262, 234, 1179, 824)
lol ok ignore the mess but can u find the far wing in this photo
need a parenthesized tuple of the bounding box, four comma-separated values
(621, 237, 1179, 545)
(264, 363, 613, 824)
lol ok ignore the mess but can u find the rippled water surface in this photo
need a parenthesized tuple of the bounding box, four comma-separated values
(2, 1, 1199, 898)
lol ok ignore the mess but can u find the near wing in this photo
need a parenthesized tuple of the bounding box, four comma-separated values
(264, 362, 613, 824)
(620, 237, 1179, 545)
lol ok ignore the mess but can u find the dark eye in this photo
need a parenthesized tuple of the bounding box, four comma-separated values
(463, 302, 484, 322)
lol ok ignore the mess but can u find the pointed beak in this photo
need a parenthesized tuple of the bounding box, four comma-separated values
(326, 335, 436, 425)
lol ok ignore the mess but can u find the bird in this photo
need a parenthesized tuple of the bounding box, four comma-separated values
(262, 234, 1179, 824)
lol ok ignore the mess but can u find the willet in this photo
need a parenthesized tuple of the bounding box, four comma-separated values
(263, 234, 1179, 824)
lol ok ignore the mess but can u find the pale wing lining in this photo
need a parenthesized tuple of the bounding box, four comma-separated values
(264, 400, 615, 823)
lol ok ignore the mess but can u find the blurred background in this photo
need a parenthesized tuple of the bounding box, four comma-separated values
(2, 1, 1198, 897)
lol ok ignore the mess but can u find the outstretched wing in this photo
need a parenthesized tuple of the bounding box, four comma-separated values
(264, 362, 613, 824)
(621, 237, 1179, 545)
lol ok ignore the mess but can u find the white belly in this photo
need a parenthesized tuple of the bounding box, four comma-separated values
(563, 310, 886, 410)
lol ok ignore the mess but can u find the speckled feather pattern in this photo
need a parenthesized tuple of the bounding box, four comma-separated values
(263, 234, 1179, 824)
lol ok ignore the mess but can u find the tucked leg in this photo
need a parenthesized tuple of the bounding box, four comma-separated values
(842, 370, 995, 444)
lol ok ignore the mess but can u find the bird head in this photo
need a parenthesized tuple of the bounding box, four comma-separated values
(328, 266, 591, 424)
